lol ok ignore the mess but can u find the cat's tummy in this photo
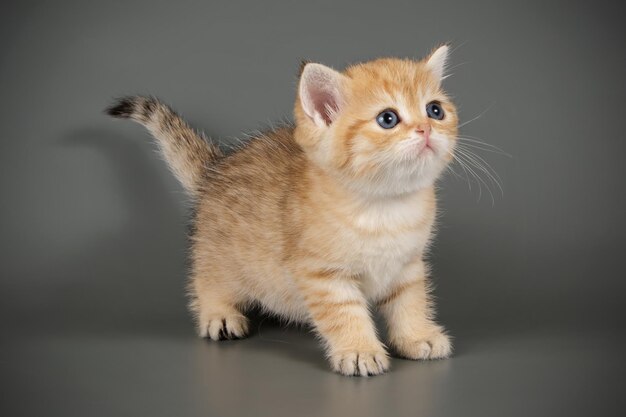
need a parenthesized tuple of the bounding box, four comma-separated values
(247, 188, 436, 320)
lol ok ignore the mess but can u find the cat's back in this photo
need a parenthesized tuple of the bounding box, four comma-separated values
(209, 125, 302, 190)
(195, 126, 304, 232)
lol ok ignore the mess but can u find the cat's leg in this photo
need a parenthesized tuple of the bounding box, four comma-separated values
(296, 268, 389, 376)
(378, 258, 452, 360)
(189, 255, 249, 341)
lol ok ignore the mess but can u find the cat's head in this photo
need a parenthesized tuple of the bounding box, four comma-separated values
(294, 45, 458, 197)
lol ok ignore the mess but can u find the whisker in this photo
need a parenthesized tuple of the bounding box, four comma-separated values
(454, 152, 486, 201)
(457, 102, 495, 129)
(461, 147, 503, 185)
(455, 148, 504, 196)
(457, 140, 511, 158)
(447, 150, 474, 191)
(456, 148, 503, 197)
(455, 151, 494, 203)
(457, 136, 511, 157)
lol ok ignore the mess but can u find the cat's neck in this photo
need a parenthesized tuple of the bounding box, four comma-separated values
(305, 161, 434, 209)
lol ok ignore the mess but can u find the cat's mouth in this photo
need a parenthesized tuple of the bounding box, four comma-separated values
(406, 138, 436, 158)
(417, 141, 434, 154)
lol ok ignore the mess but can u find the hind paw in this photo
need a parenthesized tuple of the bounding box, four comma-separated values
(199, 314, 249, 341)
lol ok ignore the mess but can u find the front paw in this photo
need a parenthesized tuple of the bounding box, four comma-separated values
(330, 349, 390, 376)
(392, 329, 452, 360)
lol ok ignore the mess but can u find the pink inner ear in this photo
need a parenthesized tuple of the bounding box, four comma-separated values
(300, 63, 344, 126)
(310, 89, 339, 125)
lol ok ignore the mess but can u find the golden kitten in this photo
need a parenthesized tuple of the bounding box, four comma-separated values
(107, 45, 458, 376)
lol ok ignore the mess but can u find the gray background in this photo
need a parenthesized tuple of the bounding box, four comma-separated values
(1, 0, 625, 416)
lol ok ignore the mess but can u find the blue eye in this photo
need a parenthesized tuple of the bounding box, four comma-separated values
(426, 101, 445, 120)
(376, 110, 400, 129)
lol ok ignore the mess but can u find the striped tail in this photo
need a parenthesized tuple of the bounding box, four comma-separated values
(106, 96, 221, 196)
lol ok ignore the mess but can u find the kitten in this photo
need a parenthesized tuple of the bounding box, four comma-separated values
(107, 45, 458, 376)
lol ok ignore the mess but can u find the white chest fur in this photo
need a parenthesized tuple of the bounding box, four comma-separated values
(332, 190, 435, 300)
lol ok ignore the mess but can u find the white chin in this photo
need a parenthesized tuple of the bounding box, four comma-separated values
(379, 160, 447, 196)
(413, 158, 447, 185)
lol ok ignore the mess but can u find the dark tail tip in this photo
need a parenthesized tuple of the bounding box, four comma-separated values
(105, 97, 137, 118)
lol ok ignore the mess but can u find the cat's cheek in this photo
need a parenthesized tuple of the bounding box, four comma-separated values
(430, 135, 453, 161)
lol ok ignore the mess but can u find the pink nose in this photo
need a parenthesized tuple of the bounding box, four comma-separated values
(416, 123, 431, 143)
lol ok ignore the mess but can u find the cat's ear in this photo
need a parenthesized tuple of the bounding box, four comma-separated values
(299, 63, 346, 128)
(425, 44, 450, 85)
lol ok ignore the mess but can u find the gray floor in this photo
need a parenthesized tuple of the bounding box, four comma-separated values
(4, 318, 624, 417)
(2, 1, 626, 416)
